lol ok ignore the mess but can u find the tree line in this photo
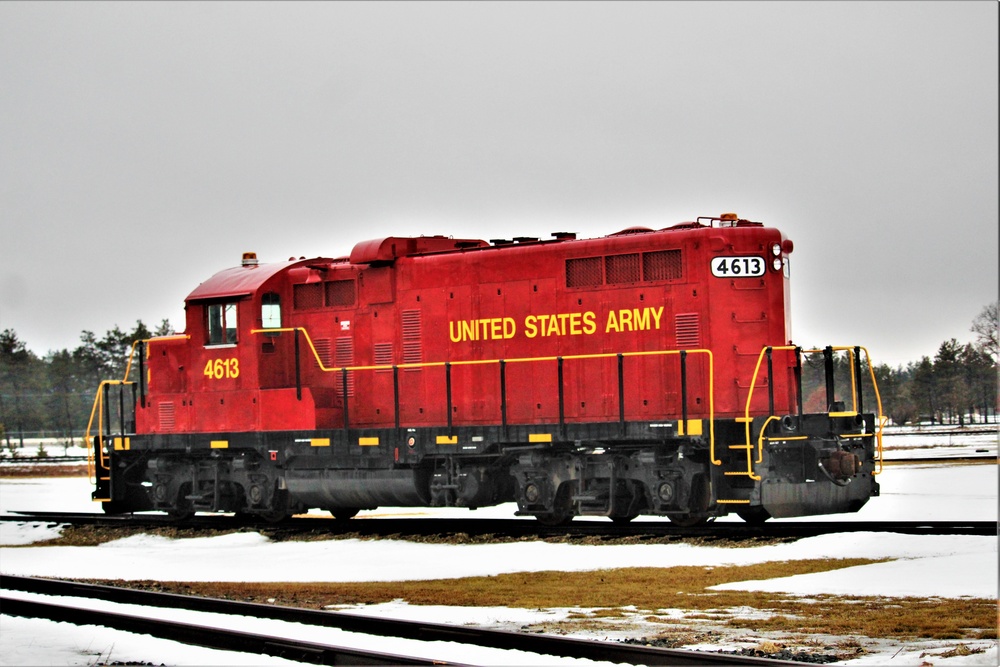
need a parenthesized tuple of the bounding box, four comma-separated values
(1, 303, 997, 448)
(1, 320, 173, 449)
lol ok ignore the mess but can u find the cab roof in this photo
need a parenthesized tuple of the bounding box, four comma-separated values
(185, 259, 304, 301)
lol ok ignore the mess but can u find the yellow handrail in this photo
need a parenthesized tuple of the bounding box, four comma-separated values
(741, 345, 886, 478)
(86, 335, 189, 486)
(252, 327, 718, 461)
(84, 379, 133, 484)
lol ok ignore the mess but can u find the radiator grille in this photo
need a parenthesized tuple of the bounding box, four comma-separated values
(566, 257, 603, 288)
(335, 337, 354, 397)
(401, 310, 423, 368)
(325, 279, 356, 307)
(643, 249, 683, 281)
(312, 338, 333, 368)
(158, 402, 175, 431)
(293, 283, 323, 310)
(374, 342, 393, 372)
(675, 313, 701, 348)
(605, 253, 640, 284)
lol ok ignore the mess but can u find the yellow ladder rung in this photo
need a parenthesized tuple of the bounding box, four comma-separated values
(717, 499, 751, 504)
(728, 444, 752, 449)
(724, 471, 753, 476)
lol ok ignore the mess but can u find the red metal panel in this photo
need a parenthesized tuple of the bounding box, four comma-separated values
(136, 220, 796, 435)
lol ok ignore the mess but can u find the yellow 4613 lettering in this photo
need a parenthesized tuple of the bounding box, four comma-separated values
(203, 358, 239, 380)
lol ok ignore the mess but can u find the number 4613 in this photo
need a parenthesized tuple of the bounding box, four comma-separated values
(204, 358, 239, 380)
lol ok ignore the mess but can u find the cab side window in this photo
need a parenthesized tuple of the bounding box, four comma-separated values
(207, 302, 238, 345)
(261, 292, 281, 329)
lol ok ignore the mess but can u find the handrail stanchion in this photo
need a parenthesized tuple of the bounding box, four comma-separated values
(680, 350, 688, 434)
(341, 367, 350, 431)
(129, 383, 137, 432)
(118, 383, 126, 438)
(102, 384, 111, 442)
(853, 345, 864, 413)
(794, 346, 803, 416)
(294, 329, 302, 401)
(445, 362, 453, 434)
(499, 359, 508, 439)
(138, 341, 146, 409)
(766, 347, 774, 417)
(557, 356, 565, 439)
(393, 365, 401, 432)
(617, 353, 625, 436)
(824, 346, 836, 411)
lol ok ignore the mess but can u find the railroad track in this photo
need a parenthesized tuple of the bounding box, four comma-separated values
(0, 455, 88, 464)
(2, 511, 996, 539)
(2, 574, 800, 666)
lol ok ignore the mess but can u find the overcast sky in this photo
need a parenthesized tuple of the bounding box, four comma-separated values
(1, 1, 996, 368)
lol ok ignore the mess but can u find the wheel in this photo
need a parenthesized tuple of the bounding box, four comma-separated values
(535, 510, 573, 526)
(610, 513, 639, 524)
(330, 508, 361, 521)
(669, 474, 710, 526)
(667, 513, 709, 527)
(258, 509, 290, 523)
(534, 481, 574, 526)
(736, 507, 771, 525)
(166, 510, 195, 522)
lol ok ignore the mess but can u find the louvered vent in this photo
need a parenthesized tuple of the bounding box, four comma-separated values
(401, 309, 423, 369)
(335, 337, 354, 397)
(313, 338, 333, 368)
(374, 342, 393, 372)
(643, 249, 682, 281)
(158, 402, 175, 431)
(675, 313, 701, 348)
(605, 253, 640, 284)
(566, 257, 603, 288)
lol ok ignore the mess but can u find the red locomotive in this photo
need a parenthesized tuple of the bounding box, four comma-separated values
(88, 213, 884, 524)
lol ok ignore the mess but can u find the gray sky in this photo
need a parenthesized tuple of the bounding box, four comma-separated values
(1, 1, 997, 368)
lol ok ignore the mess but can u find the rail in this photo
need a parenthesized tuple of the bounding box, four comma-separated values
(253, 327, 718, 458)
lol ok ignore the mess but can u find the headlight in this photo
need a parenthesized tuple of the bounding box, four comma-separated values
(771, 243, 781, 256)
(773, 257, 783, 271)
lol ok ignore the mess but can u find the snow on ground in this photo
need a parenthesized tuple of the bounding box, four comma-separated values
(0, 615, 305, 667)
(0, 527, 996, 598)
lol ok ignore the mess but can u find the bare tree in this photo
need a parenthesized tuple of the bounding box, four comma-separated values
(970, 301, 998, 362)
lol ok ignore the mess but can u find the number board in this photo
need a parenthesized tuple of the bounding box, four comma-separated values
(710, 256, 765, 278)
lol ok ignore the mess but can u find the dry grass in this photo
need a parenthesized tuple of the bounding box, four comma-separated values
(93, 559, 997, 641)
(0, 463, 88, 478)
